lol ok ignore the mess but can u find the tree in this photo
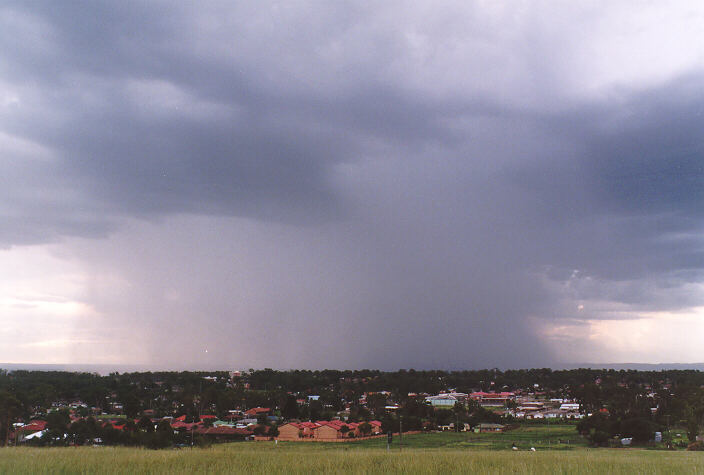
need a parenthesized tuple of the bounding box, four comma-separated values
(366, 394, 387, 418)
(309, 400, 323, 421)
(143, 420, 175, 449)
(282, 395, 299, 420)
(45, 410, 71, 445)
(590, 429, 610, 447)
(619, 417, 655, 443)
(435, 409, 454, 426)
(687, 416, 699, 443)
(358, 422, 372, 436)
(0, 391, 23, 446)
(137, 416, 154, 433)
(577, 414, 612, 446)
(123, 393, 141, 419)
(269, 424, 279, 438)
(381, 415, 399, 434)
(253, 424, 269, 436)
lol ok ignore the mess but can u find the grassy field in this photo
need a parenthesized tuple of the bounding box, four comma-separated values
(343, 424, 586, 450)
(2, 443, 704, 474)
(1, 427, 702, 474)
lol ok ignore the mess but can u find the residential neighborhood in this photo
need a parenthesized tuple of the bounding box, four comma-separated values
(2, 367, 704, 450)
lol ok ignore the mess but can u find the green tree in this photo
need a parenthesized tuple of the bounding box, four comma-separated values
(590, 429, 610, 447)
(137, 416, 154, 433)
(123, 393, 141, 419)
(0, 391, 24, 446)
(269, 424, 279, 437)
(282, 396, 299, 420)
(619, 417, 655, 443)
(45, 410, 71, 445)
(687, 417, 699, 443)
(358, 422, 372, 436)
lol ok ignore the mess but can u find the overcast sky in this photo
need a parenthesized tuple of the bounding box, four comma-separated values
(2, 1, 704, 370)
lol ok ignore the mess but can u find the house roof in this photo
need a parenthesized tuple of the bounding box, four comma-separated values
(24, 430, 46, 440)
(171, 421, 200, 430)
(245, 407, 270, 416)
(20, 420, 47, 432)
(195, 426, 252, 436)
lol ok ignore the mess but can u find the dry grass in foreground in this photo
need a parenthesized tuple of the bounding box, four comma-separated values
(1, 444, 703, 474)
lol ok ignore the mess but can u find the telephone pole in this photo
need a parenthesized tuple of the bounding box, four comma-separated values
(399, 415, 403, 451)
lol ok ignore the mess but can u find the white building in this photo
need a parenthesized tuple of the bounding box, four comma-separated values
(425, 394, 459, 408)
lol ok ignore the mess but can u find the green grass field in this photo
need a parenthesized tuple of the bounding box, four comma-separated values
(2, 444, 703, 474)
(1, 426, 702, 474)
(344, 424, 586, 450)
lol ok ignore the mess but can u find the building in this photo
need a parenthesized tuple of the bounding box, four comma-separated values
(425, 394, 460, 408)
(276, 420, 383, 441)
(245, 407, 270, 417)
(470, 392, 515, 407)
(475, 423, 505, 433)
(277, 423, 304, 440)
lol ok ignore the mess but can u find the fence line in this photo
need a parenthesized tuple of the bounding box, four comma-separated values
(273, 431, 422, 443)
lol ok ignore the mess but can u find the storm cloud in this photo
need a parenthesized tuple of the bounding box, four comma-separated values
(1, 1, 704, 369)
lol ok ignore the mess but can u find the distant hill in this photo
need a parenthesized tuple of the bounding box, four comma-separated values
(557, 363, 704, 371)
(2, 362, 704, 374)
(0, 363, 225, 375)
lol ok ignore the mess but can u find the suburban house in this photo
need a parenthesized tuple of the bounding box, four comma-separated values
(10, 420, 48, 443)
(277, 420, 382, 441)
(313, 423, 342, 440)
(277, 423, 304, 440)
(475, 423, 505, 433)
(470, 392, 515, 407)
(244, 407, 270, 417)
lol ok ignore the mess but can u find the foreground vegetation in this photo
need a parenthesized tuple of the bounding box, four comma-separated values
(1, 443, 703, 474)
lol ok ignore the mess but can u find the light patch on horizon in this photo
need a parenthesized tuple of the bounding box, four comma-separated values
(582, 4, 704, 94)
(542, 307, 704, 364)
(0, 245, 145, 364)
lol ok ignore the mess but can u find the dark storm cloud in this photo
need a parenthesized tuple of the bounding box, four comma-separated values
(488, 75, 704, 285)
(1, 1, 493, 243)
(3, 1, 704, 367)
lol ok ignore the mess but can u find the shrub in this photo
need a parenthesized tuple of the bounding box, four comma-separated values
(618, 418, 655, 443)
(687, 441, 704, 451)
(590, 429, 610, 447)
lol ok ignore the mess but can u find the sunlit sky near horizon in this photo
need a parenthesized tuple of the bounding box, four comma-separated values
(2, 1, 704, 369)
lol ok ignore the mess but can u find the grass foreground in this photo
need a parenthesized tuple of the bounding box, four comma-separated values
(1, 443, 704, 474)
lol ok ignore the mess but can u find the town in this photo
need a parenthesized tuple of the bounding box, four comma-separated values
(1, 368, 703, 450)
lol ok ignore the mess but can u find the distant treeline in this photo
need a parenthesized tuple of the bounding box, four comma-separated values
(2, 367, 704, 406)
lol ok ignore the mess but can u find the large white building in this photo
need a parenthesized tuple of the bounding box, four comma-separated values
(425, 392, 467, 408)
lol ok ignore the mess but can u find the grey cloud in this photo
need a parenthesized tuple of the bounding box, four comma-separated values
(2, 1, 704, 367)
